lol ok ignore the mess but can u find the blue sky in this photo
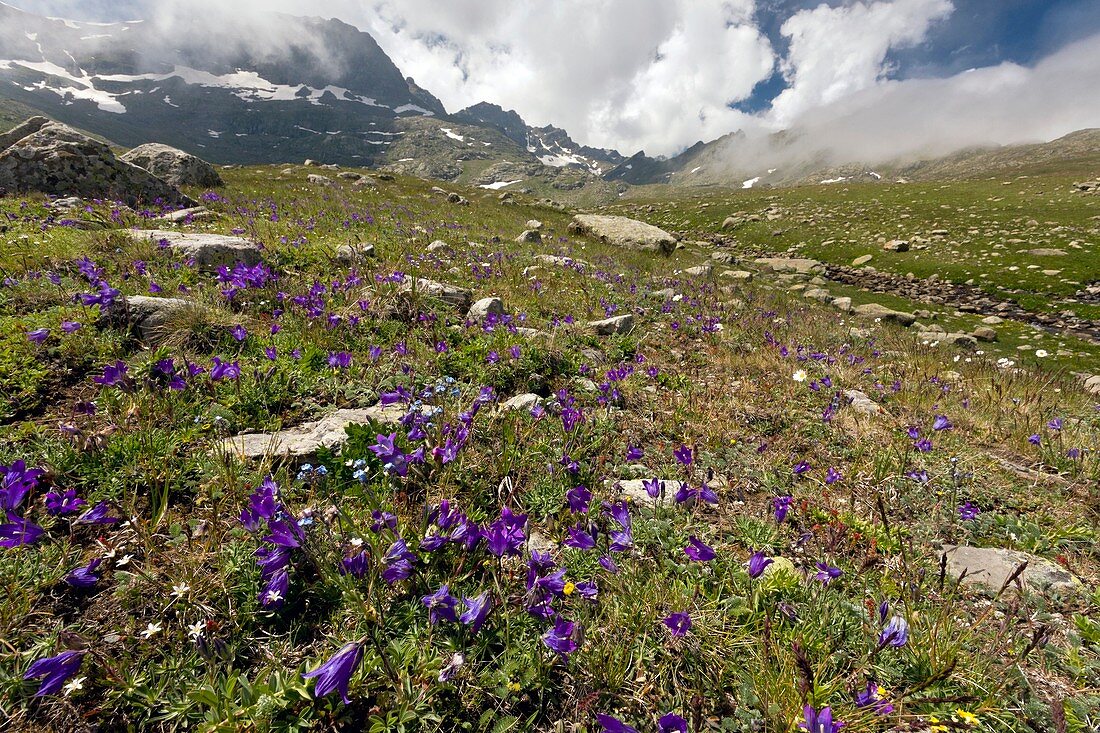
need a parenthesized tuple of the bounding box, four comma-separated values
(735, 0, 1100, 112)
(5, 0, 1100, 157)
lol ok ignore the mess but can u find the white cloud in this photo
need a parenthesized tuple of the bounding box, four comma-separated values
(356, 0, 775, 156)
(788, 30, 1100, 163)
(769, 0, 954, 125)
(6, 0, 1100, 166)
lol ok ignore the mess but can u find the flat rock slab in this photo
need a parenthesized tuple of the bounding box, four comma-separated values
(844, 389, 880, 416)
(157, 207, 216, 224)
(614, 478, 681, 507)
(853, 303, 917, 326)
(568, 214, 675, 254)
(943, 545, 1080, 594)
(218, 405, 407, 461)
(399, 277, 473, 310)
(128, 230, 262, 271)
(588, 314, 634, 335)
(104, 295, 206, 341)
(534, 254, 589, 268)
(335, 243, 375, 263)
(499, 393, 542, 412)
(754, 257, 825, 275)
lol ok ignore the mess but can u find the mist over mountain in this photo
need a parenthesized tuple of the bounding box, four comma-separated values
(2, 0, 1099, 190)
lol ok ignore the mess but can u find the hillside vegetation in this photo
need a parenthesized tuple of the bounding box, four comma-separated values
(0, 167, 1097, 732)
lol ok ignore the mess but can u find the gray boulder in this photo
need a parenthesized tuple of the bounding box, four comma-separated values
(853, 303, 917, 326)
(615, 478, 680, 507)
(157, 206, 215, 224)
(218, 406, 407, 461)
(568, 214, 675, 254)
(844, 389, 880, 416)
(103, 295, 206, 341)
(499, 394, 542, 413)
(335, 243, 376, 264)
(942, 545, 1080, 595)
(127, 230, 262, 272)
(399, 276, 473, 310)
(588, 314, 634, 335)
(534, 254, 588, 268)
(121, 143, 223, 187)
(0, 119, 192, 207)
(467, 297, 505, 322)
(754, 257, 825, 275)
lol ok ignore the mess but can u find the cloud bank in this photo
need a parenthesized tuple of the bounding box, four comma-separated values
(5, 0, 1100, 163)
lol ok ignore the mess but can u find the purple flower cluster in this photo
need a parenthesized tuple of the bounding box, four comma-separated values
(240, 477, 300, 608)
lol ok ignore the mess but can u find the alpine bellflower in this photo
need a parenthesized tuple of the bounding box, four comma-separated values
(65, 558, 102, 589)
(421, 585, 459, 625)
(303, 642, 363, 704)
(596, 715, 640, 733)
(541, 618, 577, 660)
(658, 713, 689, 733)
(23, 650, 86, 696)
(814, 562, 843, 585)
(684, 536, 715, 562)
(800, 705, 843, 733)
(855, 681, 895, 715)
(746, 551, 773, 578)
(773, 495, 793, 522)
(382, 538, 417, 584)
(879, 615, 910, 648)
(0, 514, 44, 547)
(958, 501, 980, 521)
(663, 611, 692, 637)
(459, 592, 492, 634)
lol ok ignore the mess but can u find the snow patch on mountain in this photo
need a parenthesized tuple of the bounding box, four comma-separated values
(0, 57, 437, 115)
(479, 180, 522, 190)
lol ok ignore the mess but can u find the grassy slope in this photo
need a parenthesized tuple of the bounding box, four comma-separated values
(609, 174, 1100, 370)
(0, 168, 1096, 732)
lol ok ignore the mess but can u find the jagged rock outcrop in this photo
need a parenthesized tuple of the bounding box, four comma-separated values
(0, 119, 194, 206)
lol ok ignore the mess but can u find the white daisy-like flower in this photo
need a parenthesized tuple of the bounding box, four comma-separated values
(792, 370, 808, 383)
(1035, 349, 1049, 358)
(349, 537, 364, 548)
(63, 677, 85, 696)
(265, 590, 283, 604)
(141, 622, 163, 639)
(187, 621, 205, 640)
(171, 583, 190, 598)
